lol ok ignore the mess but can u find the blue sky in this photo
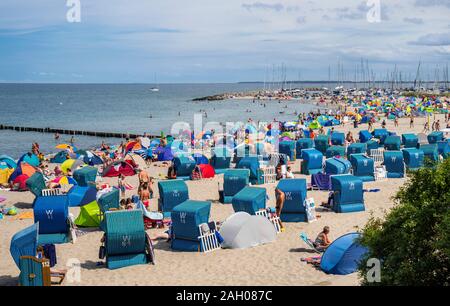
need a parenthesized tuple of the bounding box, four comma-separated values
(0, 0, 449, 83)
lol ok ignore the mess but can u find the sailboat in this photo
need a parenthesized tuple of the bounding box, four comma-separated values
(150, 74, 160, 92)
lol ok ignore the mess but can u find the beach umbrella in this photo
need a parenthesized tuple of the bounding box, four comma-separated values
(56, 143, 73, 151)
(52, 176, 77, 185)
(10, 223, 39, 269)
(61, 159, 85, 174)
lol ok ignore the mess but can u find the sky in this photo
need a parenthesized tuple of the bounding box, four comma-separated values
(0, 0, 449, 83)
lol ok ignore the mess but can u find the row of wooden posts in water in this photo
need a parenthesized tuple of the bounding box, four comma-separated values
(0, 124, 159, 139)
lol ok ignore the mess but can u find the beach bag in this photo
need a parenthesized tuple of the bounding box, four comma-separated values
(190, 166, 202, 180)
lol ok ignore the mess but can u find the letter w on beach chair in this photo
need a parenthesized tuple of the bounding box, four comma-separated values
(299, 232, 323, 254)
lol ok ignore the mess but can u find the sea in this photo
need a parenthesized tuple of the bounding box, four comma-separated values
(0, 82, 333, 159)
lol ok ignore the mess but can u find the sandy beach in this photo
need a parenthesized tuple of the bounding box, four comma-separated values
(1, 113, 445, 286)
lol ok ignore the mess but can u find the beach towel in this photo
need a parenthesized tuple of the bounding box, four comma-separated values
(311, 173, 332, 190)
(363, 189, 381, 192)
(14, 211, 34, 220)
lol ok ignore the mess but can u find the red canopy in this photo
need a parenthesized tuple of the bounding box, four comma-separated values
(198, 164, 215, 179)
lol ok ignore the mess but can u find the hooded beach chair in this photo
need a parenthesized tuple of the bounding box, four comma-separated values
(98, 188, 120, 231)
(33, 195, 74, 245)
(10, 223, 65, 286)
(102, 210, 154, 269)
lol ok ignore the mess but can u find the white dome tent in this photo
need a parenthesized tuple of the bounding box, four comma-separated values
(219, 212, 277, 249)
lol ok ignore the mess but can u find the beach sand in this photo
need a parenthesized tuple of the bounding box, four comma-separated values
(0, 114, 446, 286)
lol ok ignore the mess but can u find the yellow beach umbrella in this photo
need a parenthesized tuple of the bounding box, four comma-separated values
(56, 144, 73, 150)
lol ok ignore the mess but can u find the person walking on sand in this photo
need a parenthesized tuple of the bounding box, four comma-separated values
(410, 115, 414, 128)
(118, 174, 126, 199)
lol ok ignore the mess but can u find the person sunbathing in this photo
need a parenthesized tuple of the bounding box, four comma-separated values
(315, 226, 332, 250)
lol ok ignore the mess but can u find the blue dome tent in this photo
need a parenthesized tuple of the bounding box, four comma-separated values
(320, 232, 368, 275)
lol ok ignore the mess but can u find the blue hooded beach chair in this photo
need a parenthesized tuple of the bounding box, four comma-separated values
(222, 169, 250, 204)
(158, 179, 189, 217)
(103, 210, 153, 270)
(33, 195, 72, 245)
(10, 223, 65, 286)
(276, 179, 307, 222)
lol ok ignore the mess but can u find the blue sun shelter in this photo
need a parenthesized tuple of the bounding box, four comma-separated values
(210, 146, 232, 174)
(232, 186, 266, 215)
(276, 179, 307, 222)
(158, 179, 189, 217)
(301, 148, 323, 175)
(359, 130, 372, 143)
(279, 141, 296, 161)
(222, 169, 250, 204)
(68, 185, 97, 207)
(296, 138, 314, 159)
(331, 132, 345, 146)
(384, 136, 401, 151)
(349, 154, 375, 182)
(192, 153, 209, 165)
(347, 143, 367, 158)
(402, 148, 424, 170)
(171, 200, 211, 252)
(320, 232, 368, 275)
(331, 175, 365, 213)
(402, 133, 418, 148)
(325, 158, 352, 175)
(383, 151, 405, 178)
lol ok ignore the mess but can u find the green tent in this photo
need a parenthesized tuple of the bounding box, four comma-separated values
(74, 201, 101, 227)
(309, 120, 322, 130)
(26, 172, 46, 198)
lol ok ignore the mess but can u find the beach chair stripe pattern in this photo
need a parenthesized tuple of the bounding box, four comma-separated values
(197, 225, 221, 253)
(261, 166, 276, 184)
(369, 149, 384, 165)
(255, 210, 282, 234)
(41, 188, 63, 197)
(267, 153, 287, 167)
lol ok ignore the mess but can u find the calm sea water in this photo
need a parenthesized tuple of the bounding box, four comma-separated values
(0, 83, 329, 158)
